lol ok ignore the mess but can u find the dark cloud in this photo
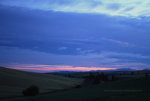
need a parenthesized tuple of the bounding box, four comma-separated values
(0, 4, 150, 70)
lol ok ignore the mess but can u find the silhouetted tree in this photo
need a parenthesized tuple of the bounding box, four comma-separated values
(131, 72, 134, 75)
(111, 75, 117, 81)
(89, 73, 95, 79)
(145, 73, 149, 77)
(92, 73, 109, 85)
(99, 72, 108, 81)
(23, 85, 39, 96)
(93, 75, 100, 85)
(75, 85, 82, 88)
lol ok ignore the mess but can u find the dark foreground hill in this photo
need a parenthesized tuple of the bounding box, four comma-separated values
(11, 76, 150, 101)
(0, 67, 82, 99)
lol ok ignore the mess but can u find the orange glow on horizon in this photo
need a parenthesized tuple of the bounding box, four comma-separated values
(8, 64, 117, 72)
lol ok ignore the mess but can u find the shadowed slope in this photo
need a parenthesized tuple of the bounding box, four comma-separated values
(15, 76, 150, 101)
(0, 67, 82, 98)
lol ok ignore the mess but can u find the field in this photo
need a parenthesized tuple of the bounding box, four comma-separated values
(7, 76, 150, 101)
(0, 67, 150, 101)
(0, 67, 82, 99)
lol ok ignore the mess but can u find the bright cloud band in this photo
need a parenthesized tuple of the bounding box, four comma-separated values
(7, 64, 116, 72)
(0, 0, 150, 17)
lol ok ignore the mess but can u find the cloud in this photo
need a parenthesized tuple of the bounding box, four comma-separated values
(100, 51, 150, 59)
(0, 0, 150, 17)
(0, 3, 150, 71)
(102, 38, 135, 47)
(1, 46, 150, 71)
(1, 5, 150, 56)
(0, 46, 119, 67)
(58, 47, 68, 50)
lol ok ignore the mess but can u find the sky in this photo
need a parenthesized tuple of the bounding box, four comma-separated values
(0, 0, 150, 72)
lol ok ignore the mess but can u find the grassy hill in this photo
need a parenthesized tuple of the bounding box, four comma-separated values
(0, 67, 83, 99)
(13, 76, 150, 101)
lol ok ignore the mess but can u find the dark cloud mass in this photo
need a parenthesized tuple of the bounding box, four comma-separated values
(0, 1, 150, 71)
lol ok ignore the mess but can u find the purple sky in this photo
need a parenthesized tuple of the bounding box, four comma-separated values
(0, 0, 150, 72)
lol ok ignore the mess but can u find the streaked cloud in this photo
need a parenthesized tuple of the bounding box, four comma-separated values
(7, 64, 116, 72)
(58, 46, 68, 50)
(102, 38, 135, 47)
(0, 0, 150, 17)
(6, 62, 149, 72)
(1, 46, 150, 72)
(100, 51, 149, 59)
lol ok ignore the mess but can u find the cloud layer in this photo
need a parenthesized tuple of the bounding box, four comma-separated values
(0, 0, 150, 17)
(1, 46, 150, 72)
(0, 1, 150, 72)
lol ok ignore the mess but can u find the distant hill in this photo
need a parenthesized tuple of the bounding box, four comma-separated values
(0, 67, 82, 99)
(115, 68, 136, 71)
(50, 68, 137, 74)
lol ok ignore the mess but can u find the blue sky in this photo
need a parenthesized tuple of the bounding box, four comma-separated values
(0, 0, 150, 72)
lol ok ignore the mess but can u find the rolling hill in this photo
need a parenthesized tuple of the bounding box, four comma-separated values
(0, 67, 82, 99)
(12, 76, 150, 101)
